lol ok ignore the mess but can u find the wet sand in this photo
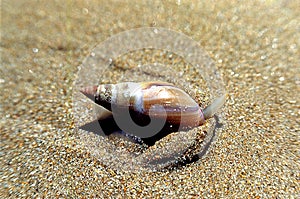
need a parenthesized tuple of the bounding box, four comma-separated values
(1, 0, 299, 198)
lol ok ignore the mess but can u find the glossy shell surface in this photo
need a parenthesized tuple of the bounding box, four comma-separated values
(81, 82, 205, 129)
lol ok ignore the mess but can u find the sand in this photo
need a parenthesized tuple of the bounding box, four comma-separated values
(1, 0, 299, 198)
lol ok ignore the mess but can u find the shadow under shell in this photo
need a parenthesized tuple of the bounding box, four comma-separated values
(79, 111, 192, 146)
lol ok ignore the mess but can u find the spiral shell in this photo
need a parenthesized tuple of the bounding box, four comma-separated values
(80, 81, 226, 145)
(81, 82, 205, 127)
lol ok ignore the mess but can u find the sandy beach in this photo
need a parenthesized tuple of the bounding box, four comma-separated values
(1, 0, 299, 198)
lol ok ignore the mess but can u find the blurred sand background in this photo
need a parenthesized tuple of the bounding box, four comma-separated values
(1, 0, 299, 198)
